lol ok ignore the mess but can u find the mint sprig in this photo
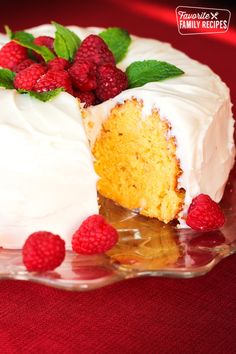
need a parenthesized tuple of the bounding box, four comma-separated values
(12, 31, 35, 43)
(14, 38, 55, 63)
(54, 32, 69, 60)
(0, 68, 16, 89)
(4, 25, 55, 63)
(53, 22, 81, 61)
(18, 88, 64, 102)
(5, 26, 35, 42)
(126, 60, 184, 88)
(99, 27, 131, 63)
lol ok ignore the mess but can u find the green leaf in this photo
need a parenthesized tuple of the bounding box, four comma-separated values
(52, 22, 81, 61)
(4, 25, 35, 42)
(14, 37, 55, 63)
(13, 31, 35, 43)
(0, 68, 15, 89)
(4, 27, 37, 61)
(99, 27, 131, 63)
(18, 88, 64, 102)
(126, 60, 184, 88)
(54, 32, 70, 60)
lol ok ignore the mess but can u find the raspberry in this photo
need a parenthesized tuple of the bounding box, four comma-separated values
(13, 59, 35, 73)
(72, 215, 119, 255)
(34, 36, 54, 50)
(96, 63, 128, 101)
(186, 194, 225, 231)
(33, 36, 55, 61)
(47, 57, 69, 71)
(22, 231, 65, 272)
(0, 40, 28, 70)
(74, 90, 96, 107)
(14, 63, 46, 90)
(68, 60, 97, 91)
(75, 34, 115, 66)
(34, 70, 73, 94)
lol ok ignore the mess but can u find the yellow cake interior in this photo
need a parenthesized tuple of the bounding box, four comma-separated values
(92, 99, 185, 223)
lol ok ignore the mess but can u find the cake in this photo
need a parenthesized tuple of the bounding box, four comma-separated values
(0, 24, 234, 250)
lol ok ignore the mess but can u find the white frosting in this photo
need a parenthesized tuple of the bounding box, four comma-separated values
(0, 89, 98, 249)
(0, 24, 235, 247)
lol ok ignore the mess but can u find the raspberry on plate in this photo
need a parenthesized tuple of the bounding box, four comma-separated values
(33, 70, 73, 94)
(186, 194, 225, 231)
(22, 231, 65, 272)
(14, 63, 46, 90)
(72, 215, 119, 255)
(68, 60, 97, 91)
(0, 40, 28, 70)
(74, 34, 115, 66)
(96, 63, 128, 101)
(73, 90, 96, 107)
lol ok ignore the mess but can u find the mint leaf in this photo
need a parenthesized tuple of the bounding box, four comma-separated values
(0, 68, 15, 89)
(126, 60, 184, 88)
(4, 27, 36, 61)
(54, 32, 70, 60)
(14, 38, 55, 63)
(18, 88, 64, 102)
(52, 22, 81, 61)
(99, 27, 131, 63)
(13, 31, 34, 43)
(4, 25, 35, 42)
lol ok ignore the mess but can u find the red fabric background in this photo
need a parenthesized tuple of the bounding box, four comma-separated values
(1, 256, 236, 353)
(0, 1, 236, 353)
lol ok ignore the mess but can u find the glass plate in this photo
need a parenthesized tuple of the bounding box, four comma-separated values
(1, 167, 236, 291)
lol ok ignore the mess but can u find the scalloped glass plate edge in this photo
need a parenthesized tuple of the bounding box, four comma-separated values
(0, 243, 235, 291)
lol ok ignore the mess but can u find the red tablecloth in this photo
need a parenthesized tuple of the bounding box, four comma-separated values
(1, 255, 236, 354)
(0, 1, 236, 353)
